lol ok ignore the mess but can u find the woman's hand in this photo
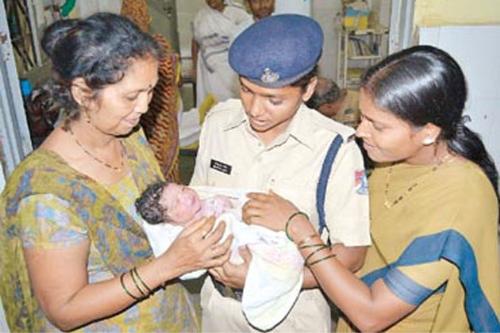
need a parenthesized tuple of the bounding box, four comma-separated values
(242, 190, 299, 231)
(209, 246, 252, 289)
(160, 216, 232, 278)
(243, 190, 318, 243)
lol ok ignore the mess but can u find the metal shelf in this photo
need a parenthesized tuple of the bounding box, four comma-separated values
(336, 26, 388, 89)
(348, 55, 382, 60)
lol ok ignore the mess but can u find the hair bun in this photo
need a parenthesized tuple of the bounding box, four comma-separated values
(41, 19, 79, 58)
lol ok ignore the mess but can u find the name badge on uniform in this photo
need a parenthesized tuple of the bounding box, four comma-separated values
(210, 159, 232, 175)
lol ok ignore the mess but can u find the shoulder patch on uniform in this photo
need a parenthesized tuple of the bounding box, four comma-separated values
(355, 170, 368, 195)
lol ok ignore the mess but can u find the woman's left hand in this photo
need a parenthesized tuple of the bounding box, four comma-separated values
(209, 246, 252, 289)
(242, 190, 298, 231)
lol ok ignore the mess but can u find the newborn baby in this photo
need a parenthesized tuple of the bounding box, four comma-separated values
(135, 182, 305, 330)
(135, 181, 241, 264)
(135, 181, 235, 226)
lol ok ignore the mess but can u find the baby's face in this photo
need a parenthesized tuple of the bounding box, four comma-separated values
(159, 183, 202, 225)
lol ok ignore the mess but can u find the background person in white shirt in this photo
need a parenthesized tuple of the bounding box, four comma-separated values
(191, 0, 252, 106)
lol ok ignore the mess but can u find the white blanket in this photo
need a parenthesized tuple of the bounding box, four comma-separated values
(143, 186, 304, 330)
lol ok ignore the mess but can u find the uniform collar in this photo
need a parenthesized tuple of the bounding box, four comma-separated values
(223, 102, 247, 131)
(223, 102, 316, 150)
(283, 105, 316, 149)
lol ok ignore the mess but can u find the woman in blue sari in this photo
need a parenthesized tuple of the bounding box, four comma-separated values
(244, 45, 499, 332)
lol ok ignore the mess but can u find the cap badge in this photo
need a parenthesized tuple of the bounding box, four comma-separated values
(260, 68, 280, 83)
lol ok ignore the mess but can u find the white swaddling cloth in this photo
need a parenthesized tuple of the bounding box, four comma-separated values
(142, 186, 304, 330)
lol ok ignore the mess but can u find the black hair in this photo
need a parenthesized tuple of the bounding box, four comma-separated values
(306, 77, 342, 109)
(291, 65, 318, 91)
(361, 45, 498, 194)
(41, 12, 161, 118)
(135, 181, 169, 225)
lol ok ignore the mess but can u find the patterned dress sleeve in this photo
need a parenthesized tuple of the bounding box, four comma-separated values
(17, 194, 87, 249)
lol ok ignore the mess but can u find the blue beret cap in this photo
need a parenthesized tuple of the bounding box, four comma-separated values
(229, 14, 323, 88)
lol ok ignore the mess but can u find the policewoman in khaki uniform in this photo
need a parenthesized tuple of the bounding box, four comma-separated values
(190, 15, 371, 332)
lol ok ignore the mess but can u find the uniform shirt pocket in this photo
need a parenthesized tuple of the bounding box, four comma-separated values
(271, 178, 316, 220)
(206, 158, 239, 187)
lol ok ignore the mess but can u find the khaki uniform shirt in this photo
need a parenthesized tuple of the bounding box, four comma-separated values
(191, 99, 370, 332)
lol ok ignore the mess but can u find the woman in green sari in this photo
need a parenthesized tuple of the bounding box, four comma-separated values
(0, 13, 231, 332)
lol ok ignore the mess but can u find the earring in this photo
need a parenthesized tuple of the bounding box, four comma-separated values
(80, 109, 93, 124)
(422, 137, 435, 146)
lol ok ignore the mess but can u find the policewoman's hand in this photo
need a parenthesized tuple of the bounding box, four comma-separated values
(209, 246, 252, 289)
(243, 190, 318, 243)
(243, 190, 298, 231)
(160, 216, 232, 277)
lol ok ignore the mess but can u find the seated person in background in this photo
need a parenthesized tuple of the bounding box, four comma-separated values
(246, 0, 275, 21)
(306, 76, 361, 128)
(135, 181, 305, 331)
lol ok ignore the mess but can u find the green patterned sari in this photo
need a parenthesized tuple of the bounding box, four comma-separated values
(0, 129, 199, 332)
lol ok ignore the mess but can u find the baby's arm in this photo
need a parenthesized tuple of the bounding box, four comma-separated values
(205, 195, 234, 218)
(197, 196, 231, 218)
(214, 195, 234, 209)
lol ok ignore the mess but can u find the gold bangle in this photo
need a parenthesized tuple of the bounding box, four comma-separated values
(133, 267, 153, 294)
(299, 243, 326, 250)
(297, 234, 321, 247)
(130, 268, 147, 297)
(308, 253, 337, 267)
(120, 272, 141, 301)
(305, 244, 330, 264)
(285, 211, 309, 242)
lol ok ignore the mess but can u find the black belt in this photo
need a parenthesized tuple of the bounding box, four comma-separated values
(212, 276, 243, 302)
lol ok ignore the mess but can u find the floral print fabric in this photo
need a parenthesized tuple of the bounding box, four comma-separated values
(0, 129, 199, 332)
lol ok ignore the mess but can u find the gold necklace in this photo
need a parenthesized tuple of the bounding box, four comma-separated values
(383, 154, 453, 209)
(68, 125, 125, 172)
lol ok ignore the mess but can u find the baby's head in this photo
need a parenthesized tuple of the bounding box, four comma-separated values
(135, 181, 202, 225)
